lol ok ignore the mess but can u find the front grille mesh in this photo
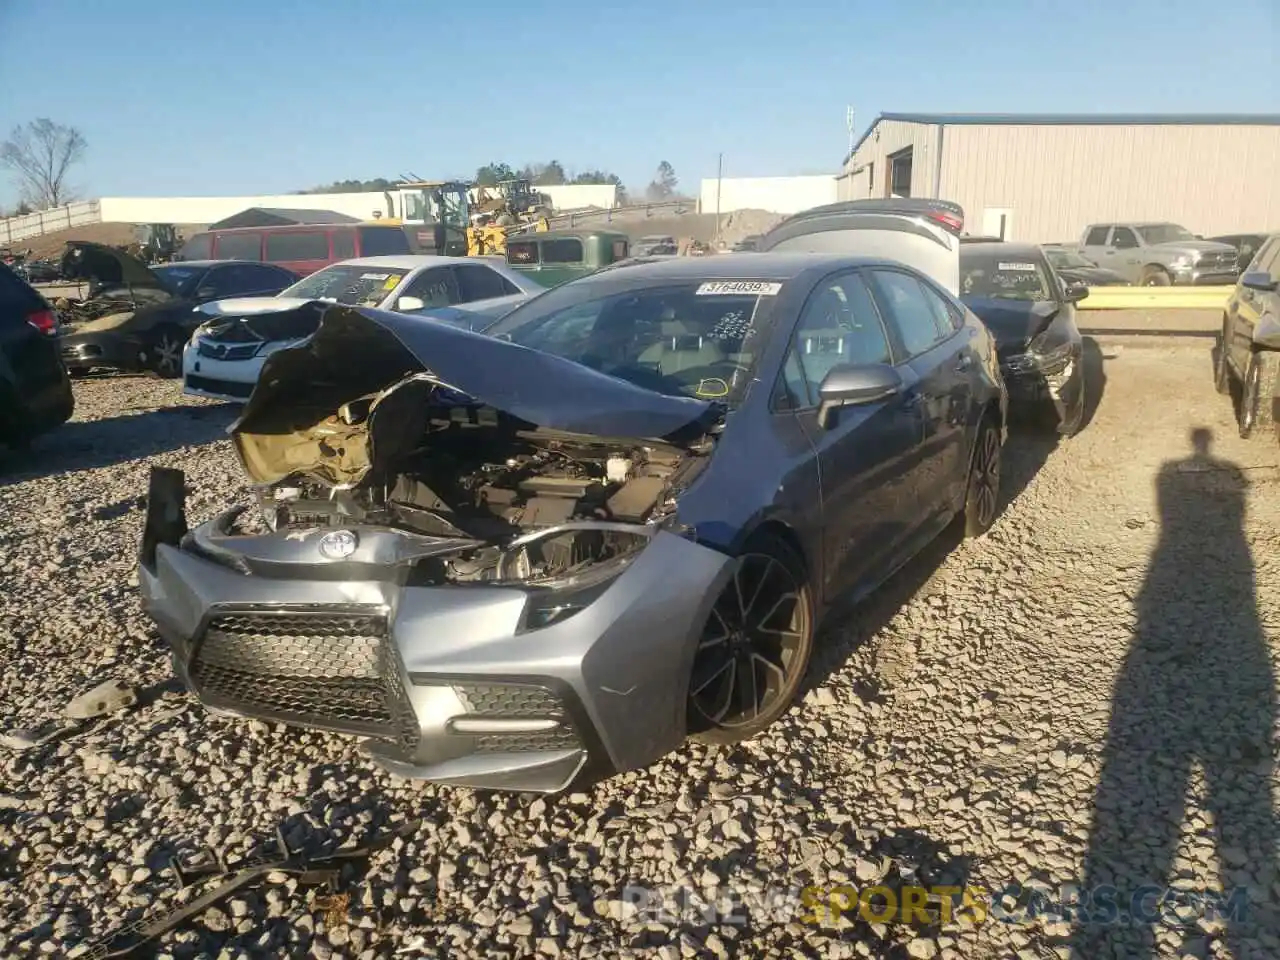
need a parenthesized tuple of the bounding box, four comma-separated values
(191, 610, 407, 735)
(454, 683, 565, 718)
(474, 730, 581, 753)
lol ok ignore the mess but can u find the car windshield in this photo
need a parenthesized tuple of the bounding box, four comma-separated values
(484, 280, 782, 404)
(280, 265, 410, 307)
(960, 253, 1052, 301)
(1137, 224, 1195, 245)
(151, 264, 208, 296)
(1044, 249, 1094, 269)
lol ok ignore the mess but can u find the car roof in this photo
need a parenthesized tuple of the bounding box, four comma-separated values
(572, 251, 902, 287)
(322, 255, 465, 270)
(959, 241, 1044, 258)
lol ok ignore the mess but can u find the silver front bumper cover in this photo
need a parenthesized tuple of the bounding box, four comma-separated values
(140, 514, 733, 793)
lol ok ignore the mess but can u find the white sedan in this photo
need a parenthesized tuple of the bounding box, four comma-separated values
(181, 255, 544, 402)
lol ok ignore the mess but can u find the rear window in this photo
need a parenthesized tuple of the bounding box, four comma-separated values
(507, 241, 539, 265)
(358, 226, 411, 257)
(215, 232, 263, 261)
(181, 233, 213, 260)
(612, 239, 629, 260)
(543, 239, 584, 264)
(265, 232, 329, 262)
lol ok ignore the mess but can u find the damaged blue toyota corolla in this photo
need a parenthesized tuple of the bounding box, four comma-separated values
(138, 199, 1008, 793)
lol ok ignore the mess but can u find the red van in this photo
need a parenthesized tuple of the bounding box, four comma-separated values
(178, 223, 412, 276)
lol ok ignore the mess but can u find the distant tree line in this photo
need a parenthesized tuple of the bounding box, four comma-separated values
(302, 160, 690, 205)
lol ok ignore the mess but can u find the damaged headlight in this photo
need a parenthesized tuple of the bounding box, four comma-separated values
(1027, 329, 1077, 370)
(511, 526, 658, 631)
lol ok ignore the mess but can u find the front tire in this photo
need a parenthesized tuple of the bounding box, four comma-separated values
(1238, 349, 1280, 441)
(963, 415, 1002, 538)
(1141, 267, 1172, 287)
(688, 533, 814, 746)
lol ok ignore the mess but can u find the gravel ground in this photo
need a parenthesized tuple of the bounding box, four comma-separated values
(1, 341, 1278, 960)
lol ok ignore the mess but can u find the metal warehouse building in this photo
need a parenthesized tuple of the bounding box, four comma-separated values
(838, 113, 1280, 244)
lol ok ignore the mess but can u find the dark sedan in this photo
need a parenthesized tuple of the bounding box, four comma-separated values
(138, 203, 1008, 793)
(60, 250, 296, 377)
(1209, 233, 1272, 275)
(1042, 246, 1129, 287)
(961, 242, 1088, 435)
(1, 264, 74, 447)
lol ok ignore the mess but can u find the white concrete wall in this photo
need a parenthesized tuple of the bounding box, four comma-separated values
(94, 183, 618, 226)
(698, 176, 838, 215)
(531, 184, 618, 209)
(97, 194, 392, 224)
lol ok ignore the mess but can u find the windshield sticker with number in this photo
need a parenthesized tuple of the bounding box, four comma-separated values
(360, 273, 391, 281)
(997, 262, 1037, 272)
(695, 281, 782, 296)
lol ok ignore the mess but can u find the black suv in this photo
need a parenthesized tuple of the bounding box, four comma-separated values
(1, 264, 74, 447)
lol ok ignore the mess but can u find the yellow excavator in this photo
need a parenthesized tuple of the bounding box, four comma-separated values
(379, 178, 550, 258)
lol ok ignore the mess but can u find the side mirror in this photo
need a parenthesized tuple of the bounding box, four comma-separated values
(397, 295, 426, 312)
(1241, 271, 1277, 293)
(1064, 282, 1090, 303)
(816, 364, 902, 429)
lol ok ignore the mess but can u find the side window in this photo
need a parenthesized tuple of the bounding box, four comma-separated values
(212, 263, 293, 294)
(454, 264, 516, 302)
(542, 239, 584, 264)
(1111, 227, 1138, 250)
(181, 233, 213, 259)
(357, 226, 410, 257)
(1084, 226, 1109, 246)
(869, 270, 950, 358)
(332, 231, 356, 260)
(1250, 237, 1278, 276)
(775, 271, 893, 409)
(401, 267, 458, 309)
(215, 232, 262, 261)
(264, 232, 329, 262)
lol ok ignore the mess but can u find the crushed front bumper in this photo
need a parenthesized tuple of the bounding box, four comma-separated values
(138, 478, 733, 793)
(1000, 345, 1085, 425)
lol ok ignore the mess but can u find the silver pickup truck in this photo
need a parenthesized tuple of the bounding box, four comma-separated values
(1077, 222, 1239, 287)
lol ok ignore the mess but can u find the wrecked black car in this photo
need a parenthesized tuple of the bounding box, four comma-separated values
(57, 243, 296, 377)
(960, 241, 1089, 436)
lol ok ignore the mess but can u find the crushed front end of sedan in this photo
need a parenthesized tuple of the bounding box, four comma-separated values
(138, 300, 736, 793)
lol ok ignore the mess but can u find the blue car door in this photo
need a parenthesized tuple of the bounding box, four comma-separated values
(867, 268, 972, 525)
(773, 269, 928, 602)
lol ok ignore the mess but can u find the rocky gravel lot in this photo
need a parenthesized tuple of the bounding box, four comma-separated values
(1, 340, 1278, 960)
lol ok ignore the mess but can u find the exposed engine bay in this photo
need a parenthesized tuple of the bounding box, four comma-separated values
(230, 376, 709, 587)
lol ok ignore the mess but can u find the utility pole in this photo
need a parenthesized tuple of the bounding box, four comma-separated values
(846, 106, 856, 159)
(714, 152, 723, 246)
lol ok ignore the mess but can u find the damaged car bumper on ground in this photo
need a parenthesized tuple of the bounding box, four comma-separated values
(1000, 340, 1085, 427)
(140, 499, 731, 793)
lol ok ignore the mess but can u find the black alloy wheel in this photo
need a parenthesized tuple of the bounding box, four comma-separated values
(688, 535, 813, 744)
(963, 417, 1002, 538)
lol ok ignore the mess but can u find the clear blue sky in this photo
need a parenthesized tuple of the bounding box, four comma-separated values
(0, 0, 1276, 206)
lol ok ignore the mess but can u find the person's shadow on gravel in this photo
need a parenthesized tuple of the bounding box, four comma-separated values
(1073, 427, 1277, 959)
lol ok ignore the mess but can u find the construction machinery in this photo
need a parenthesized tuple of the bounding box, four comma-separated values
(378, 179, 550, 257)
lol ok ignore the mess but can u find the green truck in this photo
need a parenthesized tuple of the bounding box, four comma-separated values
(505, 229, 631, 288)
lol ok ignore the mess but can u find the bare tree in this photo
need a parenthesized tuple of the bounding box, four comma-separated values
(0, 118, 88, 210)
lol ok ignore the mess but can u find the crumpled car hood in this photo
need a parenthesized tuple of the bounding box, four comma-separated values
(198, 296, 311, 317)
(962, 297, 1062, 349)
(60, 240, 166, 291)
(228, 301, 719, 487)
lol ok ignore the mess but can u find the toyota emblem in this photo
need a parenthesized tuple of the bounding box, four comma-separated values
(318, 529, 359, 559)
